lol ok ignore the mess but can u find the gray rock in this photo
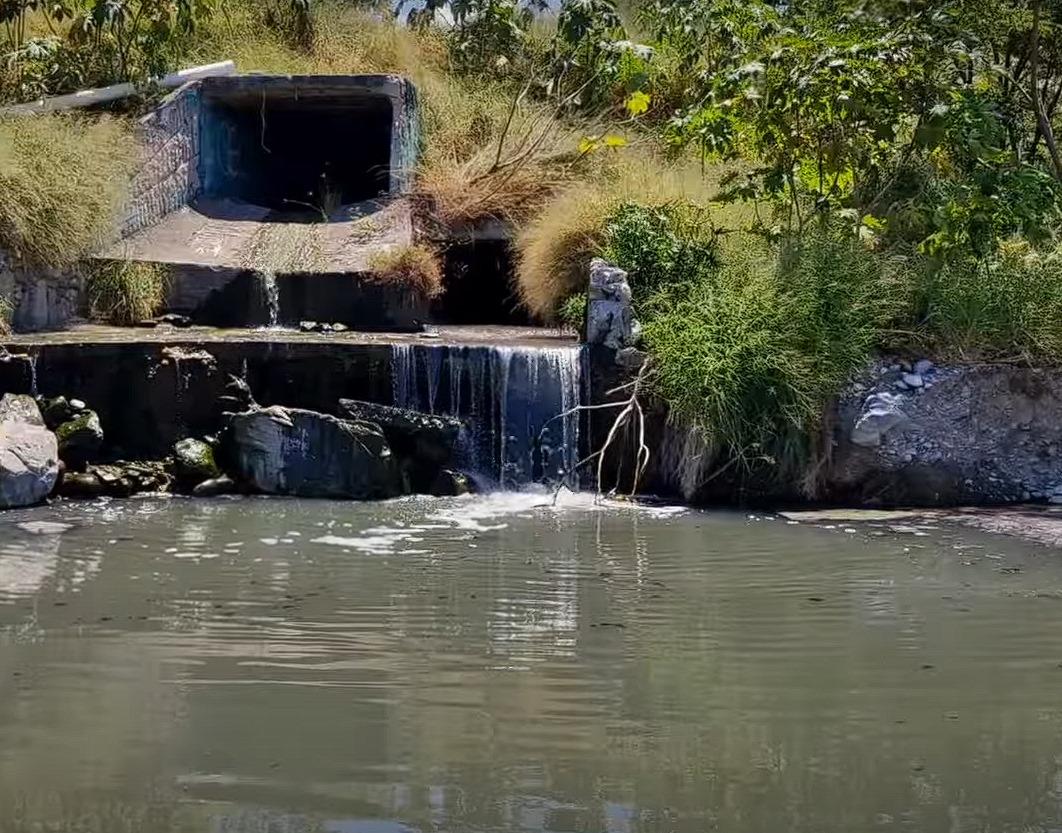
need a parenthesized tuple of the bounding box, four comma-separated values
(430, 469, 472, 497)
(0, 394, 59, 509)
(173, 438, 221, 488)
(850, 392, 909, 448)
(914, 359, 934, 375)
(586, 259, 639, 351)
(337, 399, 462, 467)
(55, 410, 103, 469)
(229, 407, 403, 499)
(193, 475, 237, 497)
(58, 471, 106, 499)
(40, 396, 76, 430)
(902, 372, 924, 389)
(616, 347, 648, 370)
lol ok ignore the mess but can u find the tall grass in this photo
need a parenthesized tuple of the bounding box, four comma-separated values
(0, 114, 140, 268)
(910, 241, 1062, 362)
(638, 221, 907, 487)
(87, 260, 169, 324)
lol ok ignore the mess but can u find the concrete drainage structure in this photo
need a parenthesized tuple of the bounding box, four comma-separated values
(5, 74, 425, 332)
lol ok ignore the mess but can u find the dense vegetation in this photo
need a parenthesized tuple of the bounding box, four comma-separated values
(3, 0, 1062, 489)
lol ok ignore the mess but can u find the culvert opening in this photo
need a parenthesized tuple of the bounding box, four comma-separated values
(201, 82, 394, 217)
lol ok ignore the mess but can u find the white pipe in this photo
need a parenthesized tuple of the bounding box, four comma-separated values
(0, 60, 237, 117)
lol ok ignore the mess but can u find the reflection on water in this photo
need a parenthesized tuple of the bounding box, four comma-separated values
(2, 494, 1062, 832)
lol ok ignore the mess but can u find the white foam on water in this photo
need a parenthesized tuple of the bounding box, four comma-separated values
(309, 490, 686, 556)
(16, 521, 73, 535)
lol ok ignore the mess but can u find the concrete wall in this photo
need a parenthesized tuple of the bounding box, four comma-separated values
(120, 83, 202, 239)
(0, 251, 85, 333)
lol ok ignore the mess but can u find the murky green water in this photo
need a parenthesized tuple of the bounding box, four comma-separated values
(2, 494, 1062, 833)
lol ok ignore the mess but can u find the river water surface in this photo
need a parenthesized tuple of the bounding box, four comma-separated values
(2, 494, 1062, 833)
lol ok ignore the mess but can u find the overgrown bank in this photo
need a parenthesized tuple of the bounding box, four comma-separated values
(3, 0, 1062, 499)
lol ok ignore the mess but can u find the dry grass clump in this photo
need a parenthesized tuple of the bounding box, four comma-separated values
(0, 114, 140, 268)
(0, 295, 11, 335)
(417, 111, 583, 229)
(368, 244, 444, 298)
(87, 260, 169, 324)
(516, 153, 740, 319)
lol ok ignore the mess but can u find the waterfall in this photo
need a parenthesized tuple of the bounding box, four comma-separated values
(390, 343, 584, 489)
(27, 354, 38, 397)
(258, 271, 280, 328)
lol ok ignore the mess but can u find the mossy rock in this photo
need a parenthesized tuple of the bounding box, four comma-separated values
(55, 411, 104, 469)
(173, 438, 221, 488)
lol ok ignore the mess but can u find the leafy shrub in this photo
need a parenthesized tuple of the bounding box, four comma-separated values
(87, 260, 169, 324)
(602, 201, 718, 302)
(639, 222, 905, 485)
(557, 292, 586, 331)
(368, 245, 444, 298)
(0, 114, 139, 268)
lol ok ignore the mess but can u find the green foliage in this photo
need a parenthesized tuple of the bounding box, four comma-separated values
(602, 202, 718, 301)
(1, 0, 218, 99)
(637, 221, 906, 483)
(911, 241, 1062, 361)
(87, 259, 169, 324)
(557, 292, 586, 330)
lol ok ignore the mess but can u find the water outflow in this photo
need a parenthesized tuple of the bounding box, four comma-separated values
(258, 271, 280, 328)
(392, 344, 584, 488)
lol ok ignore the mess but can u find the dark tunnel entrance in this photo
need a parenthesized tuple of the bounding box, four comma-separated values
(200, 81, 394, 216)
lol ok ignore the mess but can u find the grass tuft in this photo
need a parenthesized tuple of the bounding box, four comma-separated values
(368, 244, 444, 298)
(910, 241, 1062, 363)
(87, 260, 169, 324)
(0, 115, 140, 268)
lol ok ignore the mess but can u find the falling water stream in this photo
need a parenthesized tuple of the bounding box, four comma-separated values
(391, 343, 584, 487)
(258, 271, 280, 328)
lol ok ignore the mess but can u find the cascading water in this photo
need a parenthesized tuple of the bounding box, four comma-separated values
(258, 271, 280, 328)
(26, 354, 38, 397)
(392, 343, 584, 489)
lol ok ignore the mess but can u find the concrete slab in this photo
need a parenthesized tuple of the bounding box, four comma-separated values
(99, 197, 414, 273)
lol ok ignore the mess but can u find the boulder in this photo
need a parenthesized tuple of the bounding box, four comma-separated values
(55, 410, 103, 469)
(228, 406, 403, 499)
(0, 394, 59, 509)
(58, 471, 107, 499)
(337, 399, 462, 466)
(193, 475, 238, 497)
(40, 395, 78, 431)
(430, 469, 472, 497)
(586, 259, 639, 351)
(850, 392, 908, 448)
(173, 438, 221, 488)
